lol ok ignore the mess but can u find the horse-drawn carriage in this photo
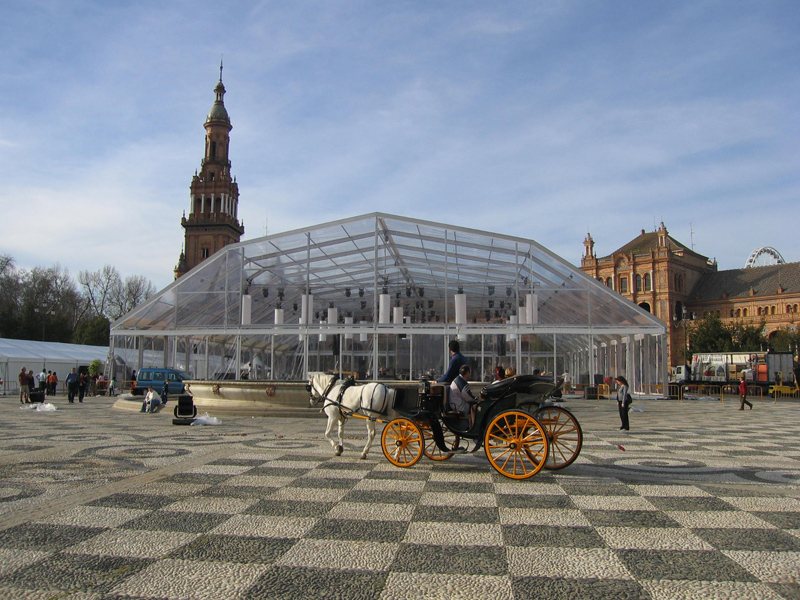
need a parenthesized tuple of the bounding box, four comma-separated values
(308, 372, 582, 479)
(381, 374, 582, 479)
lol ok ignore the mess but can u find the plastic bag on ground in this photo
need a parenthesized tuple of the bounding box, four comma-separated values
(191, 412, 221, 425)
(20, 403, 57, 412)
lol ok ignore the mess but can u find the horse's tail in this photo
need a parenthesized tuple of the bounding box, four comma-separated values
(360, 383, 391, 415)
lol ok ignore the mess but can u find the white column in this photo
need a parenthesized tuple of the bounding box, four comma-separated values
(454, 293, 467, 324)
(379, 294, 391, 324)
(241, 294, 252, 325)
(274, 308, 284, 325)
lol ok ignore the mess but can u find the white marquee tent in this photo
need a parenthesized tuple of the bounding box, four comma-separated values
(0, 338, 109, 394)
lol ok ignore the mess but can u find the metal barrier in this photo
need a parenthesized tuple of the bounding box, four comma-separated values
(680, 384, 723, 402)
(641, 384, 674, 398)
(772, 388, 800, 402)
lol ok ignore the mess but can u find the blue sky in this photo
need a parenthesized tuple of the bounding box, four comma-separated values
(1, 0, 798, 290)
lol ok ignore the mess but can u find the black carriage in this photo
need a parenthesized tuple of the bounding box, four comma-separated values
(380, 374, 582, 479)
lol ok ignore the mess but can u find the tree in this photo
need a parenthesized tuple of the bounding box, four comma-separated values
(688, 313, 732, 354)
(770, 327, 800, 355)
(0, 256, 155, 345)
(729, 321, 767, 352)
(88, 359, 103, 376)
(78, 265, 156, 322)
(688, 314, 767, 356)
(73, 315, 111, 346)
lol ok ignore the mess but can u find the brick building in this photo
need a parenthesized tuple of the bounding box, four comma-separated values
(580, 223, 799, 366)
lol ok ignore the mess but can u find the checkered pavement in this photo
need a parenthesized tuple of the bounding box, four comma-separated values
(0, 395, 798, 599)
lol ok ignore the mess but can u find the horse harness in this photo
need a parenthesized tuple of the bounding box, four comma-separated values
(308, 375, 358, 416)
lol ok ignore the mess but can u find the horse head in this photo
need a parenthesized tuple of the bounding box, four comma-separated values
(307, 372, 337, 406)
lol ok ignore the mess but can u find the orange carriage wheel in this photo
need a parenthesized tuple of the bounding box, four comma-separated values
(534, 406, 583, 469)
(484, 410, 549, 479)
(419, 421, 460, 461)
(381, 418, 424, 467)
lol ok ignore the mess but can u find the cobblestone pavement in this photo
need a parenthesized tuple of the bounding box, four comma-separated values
(0, 393, 798, 599)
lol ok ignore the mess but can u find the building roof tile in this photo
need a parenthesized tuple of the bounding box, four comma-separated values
(691, 262, 800, 302)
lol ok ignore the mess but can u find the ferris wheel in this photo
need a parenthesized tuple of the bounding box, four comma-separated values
(745, 247, 785, 268)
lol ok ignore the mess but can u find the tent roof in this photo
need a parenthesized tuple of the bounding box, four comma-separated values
(112, 213, 665, 341)
(0, 338, 109, 365)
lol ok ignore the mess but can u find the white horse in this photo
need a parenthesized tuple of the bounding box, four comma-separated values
(308, 372, 395, 459)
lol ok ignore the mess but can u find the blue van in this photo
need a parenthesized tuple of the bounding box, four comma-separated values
(133, 368, 189, 396)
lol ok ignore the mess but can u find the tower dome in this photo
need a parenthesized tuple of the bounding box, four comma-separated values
(206, 79, 230, 124)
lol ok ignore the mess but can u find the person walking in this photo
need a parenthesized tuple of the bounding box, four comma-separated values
(739, 375, 753, 410)
(18, 367, 30, 404)
(65, 368, 80, 403)
(561, 370, 571, 393)
(615, 375, 632, 431)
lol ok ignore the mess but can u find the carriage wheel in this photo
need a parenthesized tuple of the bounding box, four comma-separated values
(381, 418, 424, 468)
(419, 422, 460, 461)
(535, 406, 583, 470)
(484, 410, 548, 479)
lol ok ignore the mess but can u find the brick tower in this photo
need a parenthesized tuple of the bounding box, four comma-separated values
(175, 64, 244, 279)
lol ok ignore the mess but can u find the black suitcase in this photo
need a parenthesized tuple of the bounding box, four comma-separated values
(29, 389, 46, 403)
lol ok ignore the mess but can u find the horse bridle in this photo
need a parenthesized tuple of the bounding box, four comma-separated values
(307, 374, 340, 406)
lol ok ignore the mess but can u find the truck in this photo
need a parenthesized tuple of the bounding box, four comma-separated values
(670, 351, 796, 392)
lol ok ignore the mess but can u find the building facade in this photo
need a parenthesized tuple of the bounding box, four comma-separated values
(581, 223, 800, 366)
(175, 68, 244, 279)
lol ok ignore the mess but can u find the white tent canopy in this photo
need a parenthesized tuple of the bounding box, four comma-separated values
(111, 213, 667, 390)
(0, 338, 109, 393)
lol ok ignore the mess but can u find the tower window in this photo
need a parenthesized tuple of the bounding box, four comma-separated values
(644, 273, 652, 291)
(209, 172, 215, 181)
(210, 141, 217, 159)
(201, 248, 210, 259)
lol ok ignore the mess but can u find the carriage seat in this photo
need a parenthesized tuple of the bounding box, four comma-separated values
(480, 374, 556, 400)
(430, 383, 467, 418)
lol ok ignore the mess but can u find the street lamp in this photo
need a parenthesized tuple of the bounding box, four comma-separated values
(673, 311, 696, 367)
(33, 305, 55, 341)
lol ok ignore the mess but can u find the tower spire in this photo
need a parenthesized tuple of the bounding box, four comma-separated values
(219, 55, 223, 82)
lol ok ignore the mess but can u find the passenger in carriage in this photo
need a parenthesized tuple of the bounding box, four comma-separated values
(449, 365, 478, 426)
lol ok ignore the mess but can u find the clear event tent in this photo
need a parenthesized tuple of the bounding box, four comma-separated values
(110, 213, 668, 392)
(0, 338, 110, 394)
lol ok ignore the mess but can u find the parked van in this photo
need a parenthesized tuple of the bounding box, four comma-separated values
(133, 368, 189, 396)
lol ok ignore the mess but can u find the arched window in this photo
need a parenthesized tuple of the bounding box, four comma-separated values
(606, 277, 612, 288)
(771, 306, 776, 315)
(619, 277, 628, 294)
(644, 273, 652, 291)
(210, 141, 217, 159)
(638, 302, 651, 313)
(635, 274, 642, 292)
(735, 309, 741, 317)
(730, 309, 735, 318)
(742, 308, 748, 317)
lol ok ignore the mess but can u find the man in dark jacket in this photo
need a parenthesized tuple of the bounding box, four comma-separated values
(65, 368, 80, 403)
(437, 340, 468, 385)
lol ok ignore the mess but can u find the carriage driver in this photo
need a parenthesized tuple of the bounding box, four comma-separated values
(449, 365, 478, 426)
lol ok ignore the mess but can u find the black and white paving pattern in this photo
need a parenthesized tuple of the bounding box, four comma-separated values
(0, 393, 798, 599)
